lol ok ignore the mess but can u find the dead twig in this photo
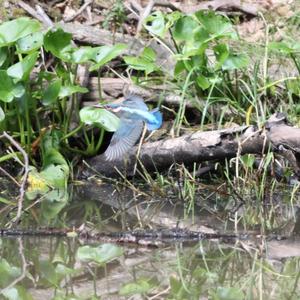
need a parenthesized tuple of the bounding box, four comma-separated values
(64, 0, 94, 22)
(0, 132, 29, 224)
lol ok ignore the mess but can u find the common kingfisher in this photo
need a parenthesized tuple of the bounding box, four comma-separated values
(100, 95, 162, 161)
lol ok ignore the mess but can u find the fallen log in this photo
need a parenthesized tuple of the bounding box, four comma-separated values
(86, 113, 300, 178)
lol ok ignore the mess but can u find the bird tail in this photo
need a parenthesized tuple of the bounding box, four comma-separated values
(147, 108, 162, 130)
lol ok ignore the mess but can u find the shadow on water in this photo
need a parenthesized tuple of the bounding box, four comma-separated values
(1, 179, 300, 299)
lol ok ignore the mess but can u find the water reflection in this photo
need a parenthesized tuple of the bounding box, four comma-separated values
(0, 180, 300, 298)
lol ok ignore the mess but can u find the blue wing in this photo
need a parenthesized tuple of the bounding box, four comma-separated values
(104, 118, 144, 161)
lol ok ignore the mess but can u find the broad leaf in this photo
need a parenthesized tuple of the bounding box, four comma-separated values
(124, 56, 156, 74)
(79, 106, 120, 132)
(89, 44, 127, 71)
(7, 52, 39, 81)
(269, 41, 300, 54)
(71, 46, 97, 63)
(59, 85, 88, 98)
(44, 28, 72, 61)
(0, 17, 41, 47)
(144, 11, 166, 37)
(0, 71, 25, 102)
(214, 44, 229, 69)
(0, 106, 5, 121)
(222, 53, 249, 70)
(16, 31, 44, 53)
(0, 47, 7, 67)
(42, 79, 62, 105)
(173, 16, 198, 41)
(195, 11, 237, 39)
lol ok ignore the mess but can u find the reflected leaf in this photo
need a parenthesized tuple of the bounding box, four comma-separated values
(212, 287, 244, 300)
(77, 244, 123, 264)
(0, 259, 21, 287)
(119, 279, 154, 296)
(39, 260, 58, 286)
(79, 106, 120, 132)
(0, 18, 41, 47)
(2, 286, 33, 300)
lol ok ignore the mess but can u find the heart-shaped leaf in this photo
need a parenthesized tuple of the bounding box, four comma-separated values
(16, 31, 44, 53)
(89, 44, 127, 71)
(44, 28, 73, 61)
(0, 71, 25, 102)
(59, 85, 88, 98)
(0, 17, 41, 47)
(7, 52, 39, 81)
(173, 16, 198, 41)
(42, 79, 62, 105)
(79, 106, 120, 132)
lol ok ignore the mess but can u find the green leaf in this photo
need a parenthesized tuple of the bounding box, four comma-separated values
(142, 47, 156, 61)
(119, 279, 153, 296)
(222, 53, 249, 70)
(0, 47, 8, 67)
(71, 46, 96, 63)
(196, 75, 210, 90)
(268, 41, 300, 54)
(77, 244, 123, 264)
(7, 52, 39, 81)
(0, 106, 5, 121)
(79, 107, 120, 132)
(59, 85, 88, 98)
(214, 44, 229, 69)
(0, 259, 21, 286)
(39, 260, 58, 286)
(42, 79, 62, 105)
(195, 11, 237, 39)
(0, 17, 41, 47)
(144, 11, 166, 37)
(2, 286, 33, 300)
(89, 44, 127, 71)
(173, 16, 198, 41)
(212, 287, 244, 300)
(44, 28, 72, 61)
(174, 60, 185, 76)
(16, 31, 44, 53)
(0, 71, 25, 102)
(124, 56, 157, 75)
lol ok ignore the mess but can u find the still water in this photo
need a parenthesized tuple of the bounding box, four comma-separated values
(1, 180, 300, 299)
